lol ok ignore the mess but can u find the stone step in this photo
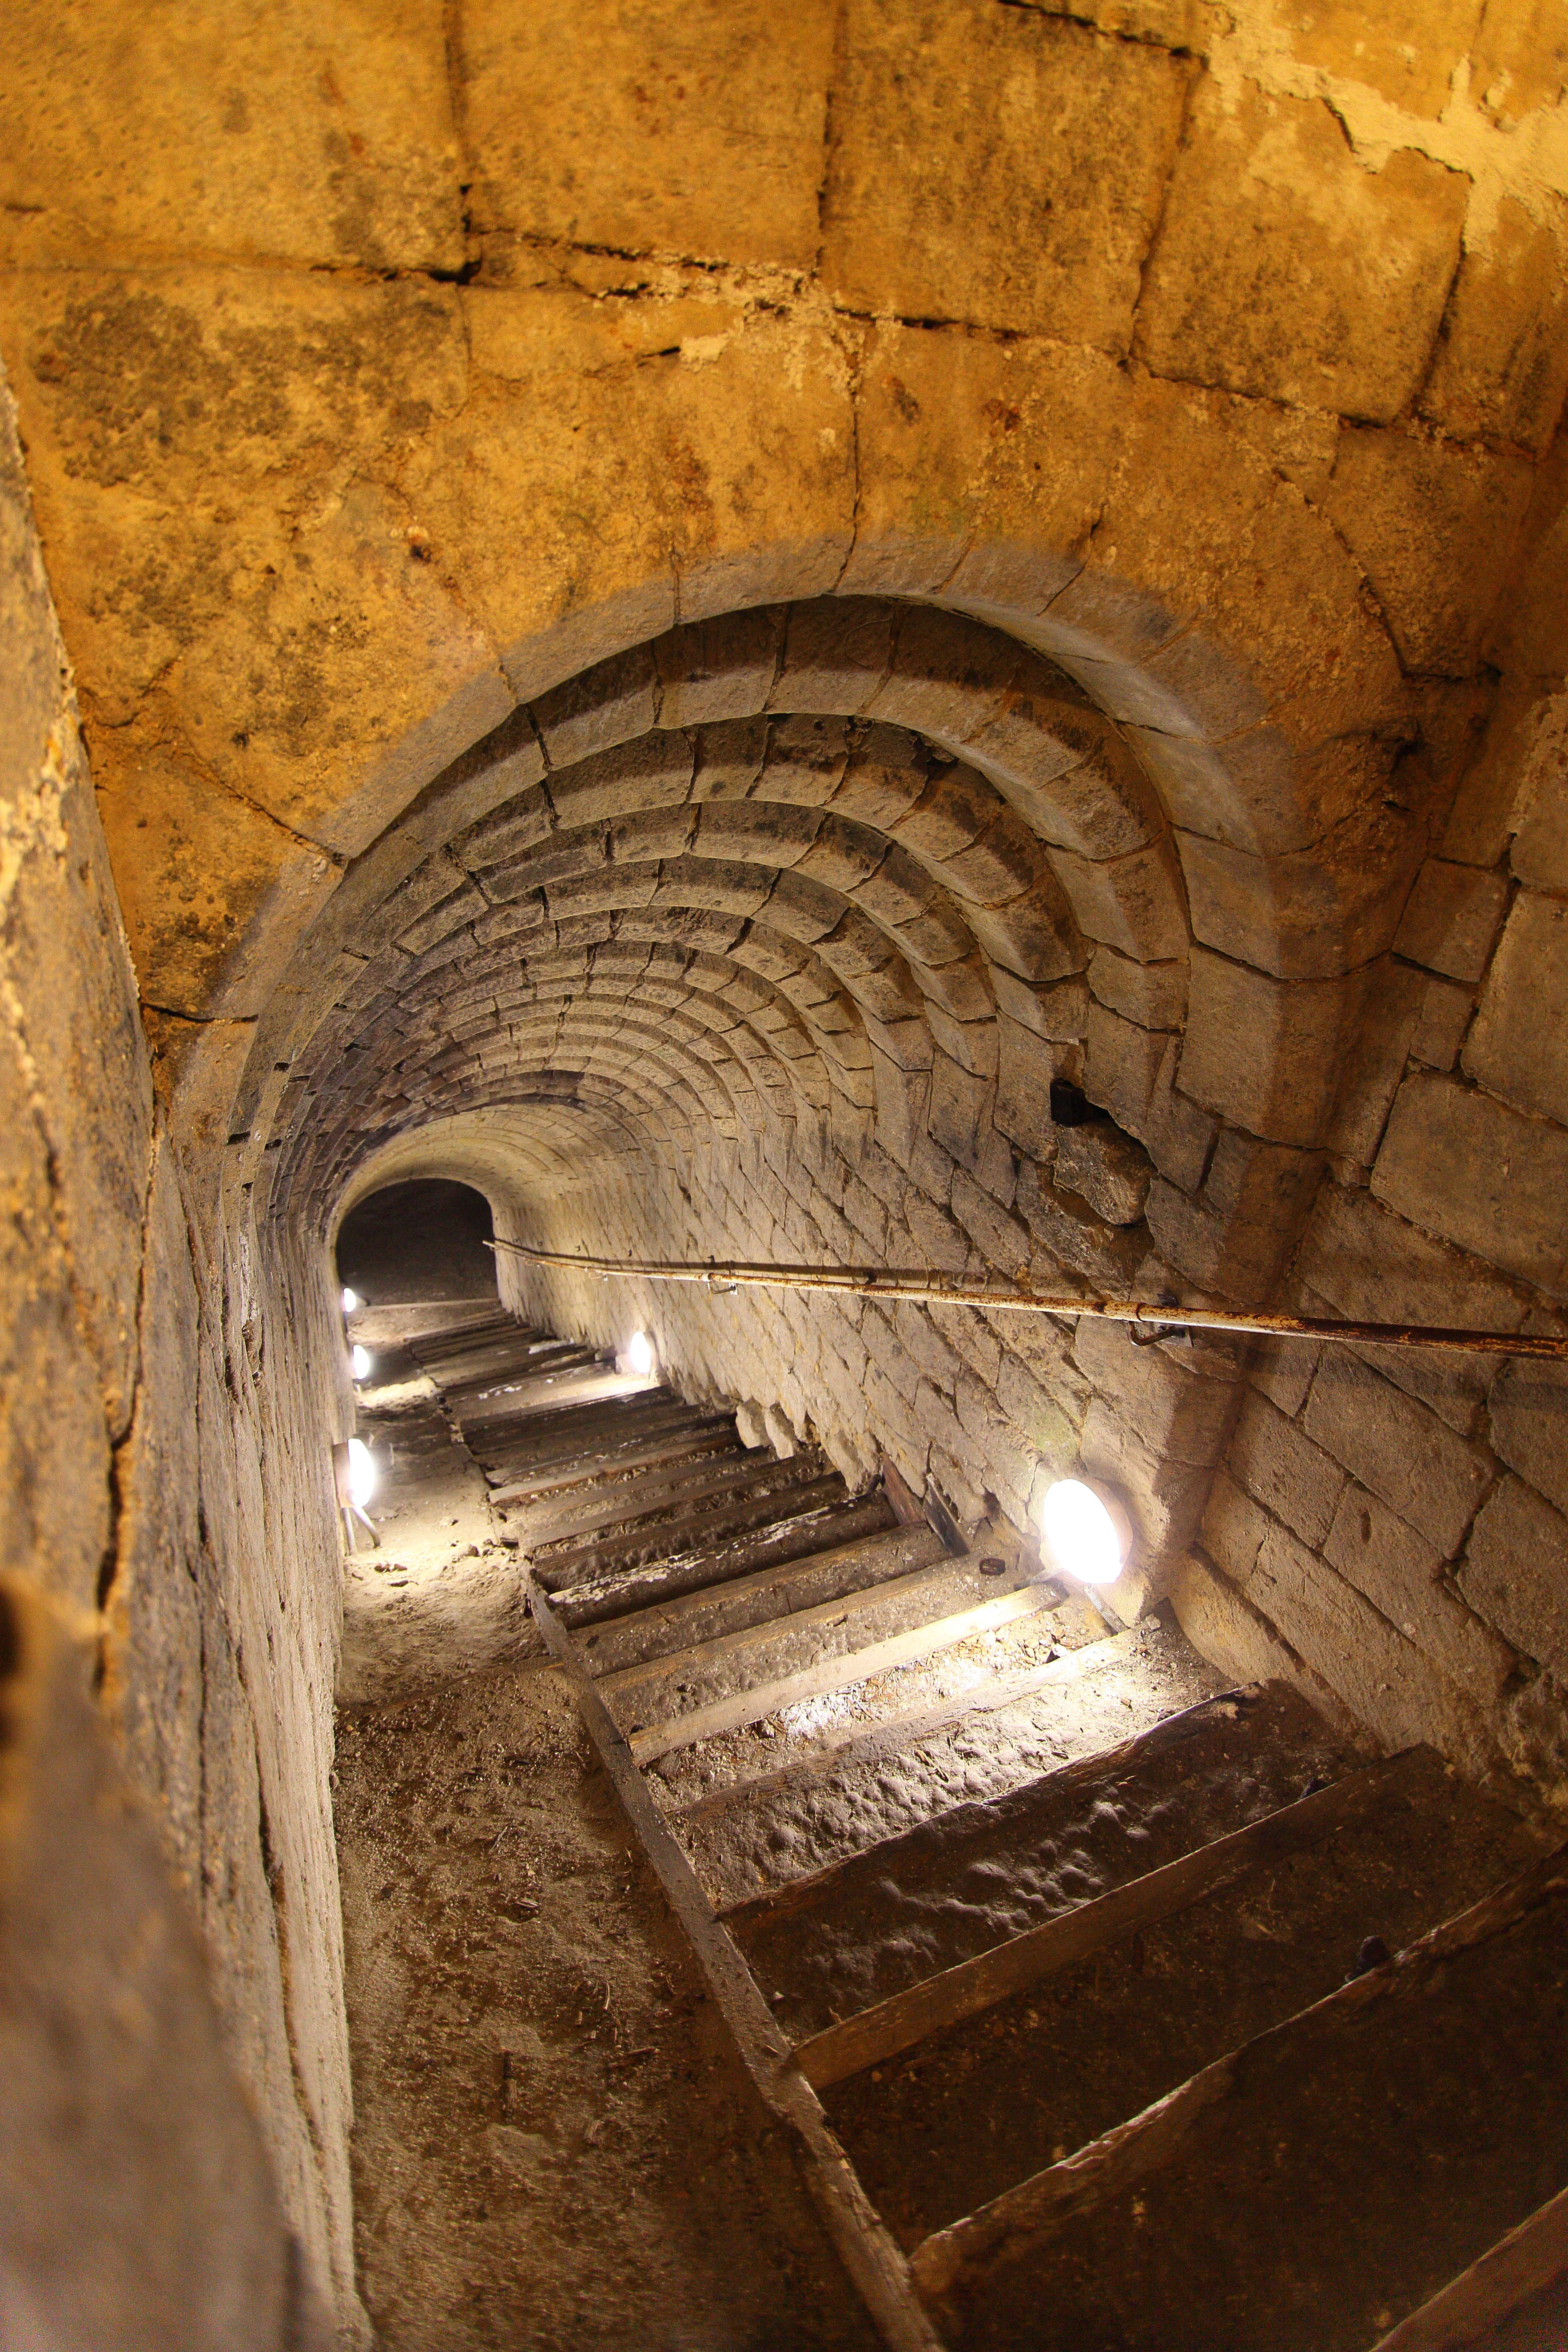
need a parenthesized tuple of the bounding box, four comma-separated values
(550, 1492, 899, 1630)
(619, 1576, 1059, 1766)
(824, 1746, 1551, 2265)
(574, 1524, 950, 1680)
(535, 1470, 852, 1589)
(904, 1851, 1568, 2352)
(723, 1682, 1353, 2032)
(488, 1421, 741, 1503)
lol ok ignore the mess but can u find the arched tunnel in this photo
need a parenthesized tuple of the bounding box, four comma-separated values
(3, 4, 1568, 2347)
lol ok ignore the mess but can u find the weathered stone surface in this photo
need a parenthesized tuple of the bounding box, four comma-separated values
(0, 1579, 314, 2352)
(1293, 1179, 1520, 1431)
(1463, 891, 1568, 1125)
(1393, 858, 1509, 983)
(1460, 1476, 1568, 1675)
(1177, 808, 1421, 980)
(1179, 950, 1371, 1147)
(464, 0, 832, 265)
(1423, 193, 1568, 455)
(1326, 429, 1536, 676)
(1409, 975, 1475, 1071)
(1508, 692, 1568, 886)
(0, 0, 462, 272)
(1372, 1072, 1568, 1294)
(1139, 83, 1469, 422)
(822, 0, 1190, 345)
(1323, 1483, 1515, 1706)
(1302, 1352, 1492, 1557)
(1246, 1517, 1498, 1765)
(1227, 1391, 1345, 1547)
(1281, 0, 1485, 115)
(1488, 1356, 1568, 1518)
(1052, 1122, 1152, 1226)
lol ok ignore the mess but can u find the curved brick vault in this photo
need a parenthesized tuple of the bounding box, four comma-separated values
(235, 587, 1416, 1608)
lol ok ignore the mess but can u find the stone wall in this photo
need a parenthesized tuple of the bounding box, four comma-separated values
(0, 376, 361, 2344)
(1178, 672, 1568, 1809)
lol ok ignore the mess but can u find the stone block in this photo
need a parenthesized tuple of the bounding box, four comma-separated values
(1460, 1476, 1568, 1675)
(950, 1168, 1032, 1278)
(0, 0, 463, 272)
(1087, 949, 1186, 1033)
(463, 0, 831, 265)
(1017, 1162, 1147, 1291)
(1247, 1518, 1494, 1763)
(1440, 682, 1561, 871)
(821, 0, 1190, 346)
(1326, 429, 1536, 677)
(1423, 191, 1568, 456)
(1226, 1391, 1345, 1547)
(1322, 960, 1425, 1167)
(654, 610, 779, 729)
(1046, 843, 1187, 963)
(1325, 1483, 1515, 1707)
(1281, 0, 1488, 115)
(994, 1018, 1067, 1161)
(1197, 1466, 1271, 1589)
(1488, 1356, 1568, 1519)
(1146, 1129, 1320, 1303)
(1409, 977, 1475, 1072)
(1508, 693, 1568, 888)
(1052, 1122, 1151, 1226)
(963, 673, 1157, 863)
(1372, 1072, 1568, 1295)
(1394, 859, 1510, 983)
(1073, 1313, 1237, 1467)
(1179, 949, 1372, 1148)
(1302, 1352, 1492, 1557)
(1177, 807, 1422, 980)
(1170, 1552, 1361, 1743)
(1464, 891, 1568, 1126)
(1079, 1395, 1211, 1561)
(1294, 1180, 1518, 1431)
(1138, 82, 1468, 422)
(1246, 1336, 1320, 1421)
(0, 1579, 303, 2350)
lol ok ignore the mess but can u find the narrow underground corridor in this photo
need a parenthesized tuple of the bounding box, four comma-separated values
(330, 1200, 1567, 2352)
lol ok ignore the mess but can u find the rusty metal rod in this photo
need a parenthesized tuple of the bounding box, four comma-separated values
(482, 1238, 1568, 1359)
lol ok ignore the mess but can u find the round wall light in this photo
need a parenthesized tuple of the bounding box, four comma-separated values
(345, 1437, 377, 1510)
(350, 1344, 373, 1381)
(625, 1330, 655, 1377)
(342, 1286, 360, 1314)
(1039, 1477, 1131, 1587)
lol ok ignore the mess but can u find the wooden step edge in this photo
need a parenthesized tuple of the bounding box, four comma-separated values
(625, 1583, 1054, 1764)
(549, 1496, 901, 1629)
(689, 1627, 1148, 1840)
(453, 1372, 663, 1432)
(535, 1473, 852, 1586)
(523, 1575, 947, 2352)
(503, 1441, 777, 1525)
(1368, 2179, 1568, 2351)
(714, 1680, 1271, 1923)
(523, 1453, 834, 1554)
(791, 1747, 1429, 2093)
(576, 1524, 950, 1669)
(477, 1401, 717, 1466)
(487, 1423, 738, 1502)
(599, 1553, 1041, 1702)
(906, 1842, 1568, 2316)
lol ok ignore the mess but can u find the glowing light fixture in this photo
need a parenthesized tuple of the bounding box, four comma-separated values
(625, 1329, 655, 1377)
(350, 1344, 373, 1381)
(346, 1437, 377, 1508)
(342, 1286, 359, 1313)
(1039, 1477, 1130, 1588)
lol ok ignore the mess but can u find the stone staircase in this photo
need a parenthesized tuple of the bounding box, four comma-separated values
(396, 1309, 1568, 2352)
